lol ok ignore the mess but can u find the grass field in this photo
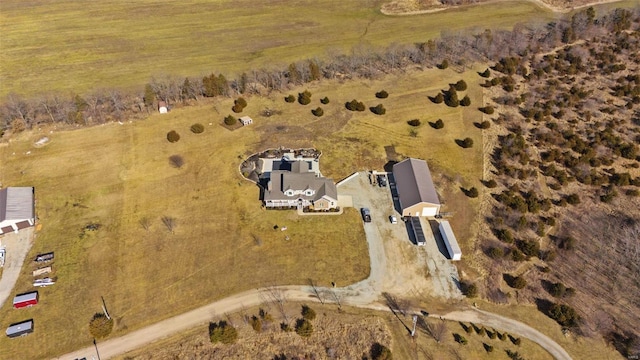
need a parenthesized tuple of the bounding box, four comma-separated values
(0, 0, 569, 97)
(0, 66, 485, 359)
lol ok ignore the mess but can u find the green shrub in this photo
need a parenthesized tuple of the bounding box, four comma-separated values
(298, 91, 311, 105)
(224, 115, 237, 126)
(439, 59, 449, 69)
(488, 330, 497, 339)
(375, 90, 389, 99)
(167, 130, 180, 143)
(480, 69, 491, 78)
(301, 305, 316, 321)
(407, 119, 421, 127)
(370, 343, 393, 360)
(232, 103, 244, 113)
(460, 95, 471, 106)
(295, 318, 314, 337)
(465, 283, 478, 298)
(477, 327, 486, 336)
(235, 97, 247, 108)
(431, 119, 444, 129)
(280, 322, 293, 332)
(444, 86, 459, 107)
(346, 99, 365, 111)
(509, 275, 527, 289)
(370, 104, 386, 115)
(249, 315, 262, 332)
(460, 137, 474, 148)
(484, 179, 498, 188)
(477, 120, 491, 129)
(465, 187, 479, 198)
(432, 93, 444, 104)
(190, 123, 205, 134)
(311, 107, 324, 117)
(89, 313, 113, 339)
(209, 321, 238, 344)
(285, 95, 295, 103)
(511, 249, 526, 262)
(455, 80, 468, 91)
(566, 193, 581, 205)
(480, 106, 495, 114)
(454, 333, 468, 344)
(320, 96, 330, 104)
(548, 303, 580, 327)
(488, 247, 504, 259)
(484, 343, 494, 352)
(626, 189, 640, 196)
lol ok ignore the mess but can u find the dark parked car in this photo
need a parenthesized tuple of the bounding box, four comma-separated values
(361, 208, 372, 222)
(378, 175, 387, 187)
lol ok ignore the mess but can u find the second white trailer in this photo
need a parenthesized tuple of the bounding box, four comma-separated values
(439, 221, 462, 261)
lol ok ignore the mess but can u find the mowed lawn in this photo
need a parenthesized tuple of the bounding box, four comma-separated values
(0, 0, 565, 97)
(0, 67, 484, 359)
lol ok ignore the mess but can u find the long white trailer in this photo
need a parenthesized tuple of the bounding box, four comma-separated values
(439, 221, 462, 261)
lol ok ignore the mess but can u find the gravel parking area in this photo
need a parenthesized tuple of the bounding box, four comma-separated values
(0, 227, 34, 308)
(337, 172, 461, 300)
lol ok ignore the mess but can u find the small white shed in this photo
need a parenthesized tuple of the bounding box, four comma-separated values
(239, 116, 253, 126)
(158, 101, 168, 114)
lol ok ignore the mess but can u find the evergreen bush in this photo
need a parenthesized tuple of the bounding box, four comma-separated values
(167, 130, 180, 143)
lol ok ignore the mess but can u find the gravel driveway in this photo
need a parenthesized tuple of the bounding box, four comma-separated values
(0, 227, 34, 309)
(336, 172, 461, 300)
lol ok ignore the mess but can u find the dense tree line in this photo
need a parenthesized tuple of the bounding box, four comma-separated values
(1, 7, 638, 134)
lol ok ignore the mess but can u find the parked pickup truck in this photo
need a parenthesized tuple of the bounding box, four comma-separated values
(361, 208, 372, 223)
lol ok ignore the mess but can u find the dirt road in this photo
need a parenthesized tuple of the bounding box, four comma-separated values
(441, 309, 573, 360)
(0, 228, 34, 308)
(57, 286, 572, 360)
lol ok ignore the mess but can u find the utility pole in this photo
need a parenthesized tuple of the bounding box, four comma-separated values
(101, 296, 111, 320)
(411, 315, 418, 337)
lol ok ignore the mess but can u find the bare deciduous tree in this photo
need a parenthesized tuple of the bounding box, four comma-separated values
(308, 278, 324, 305)
(139, 217, 151, 232)
(161, 216, 176, 233)
(264, 286, 289, 323)
(169, 155, 185, 168)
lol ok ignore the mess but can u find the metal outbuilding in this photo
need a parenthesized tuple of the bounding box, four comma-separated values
(0, 187, 35, 235)
(392, 158, 441, 217)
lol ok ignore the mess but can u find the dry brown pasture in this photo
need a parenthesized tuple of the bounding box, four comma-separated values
(116, 301, 560, 360)
(0, 66, 485, 359)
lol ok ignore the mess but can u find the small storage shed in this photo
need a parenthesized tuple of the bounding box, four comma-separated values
(392, 158, 441, 217)
(13, 291, 39, 309)
(239, 116, 253, 126)
(439, 220, 462, 261)
(158, 101, 168, 114)
(6, 319, 33, 338)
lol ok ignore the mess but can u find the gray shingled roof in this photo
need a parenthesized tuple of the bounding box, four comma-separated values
(264, 171, 337, 202)
(0, 187, 34, 222)
(392, 158, 440, 209)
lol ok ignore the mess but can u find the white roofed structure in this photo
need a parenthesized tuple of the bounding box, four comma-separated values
(0, 187, 35, 235)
